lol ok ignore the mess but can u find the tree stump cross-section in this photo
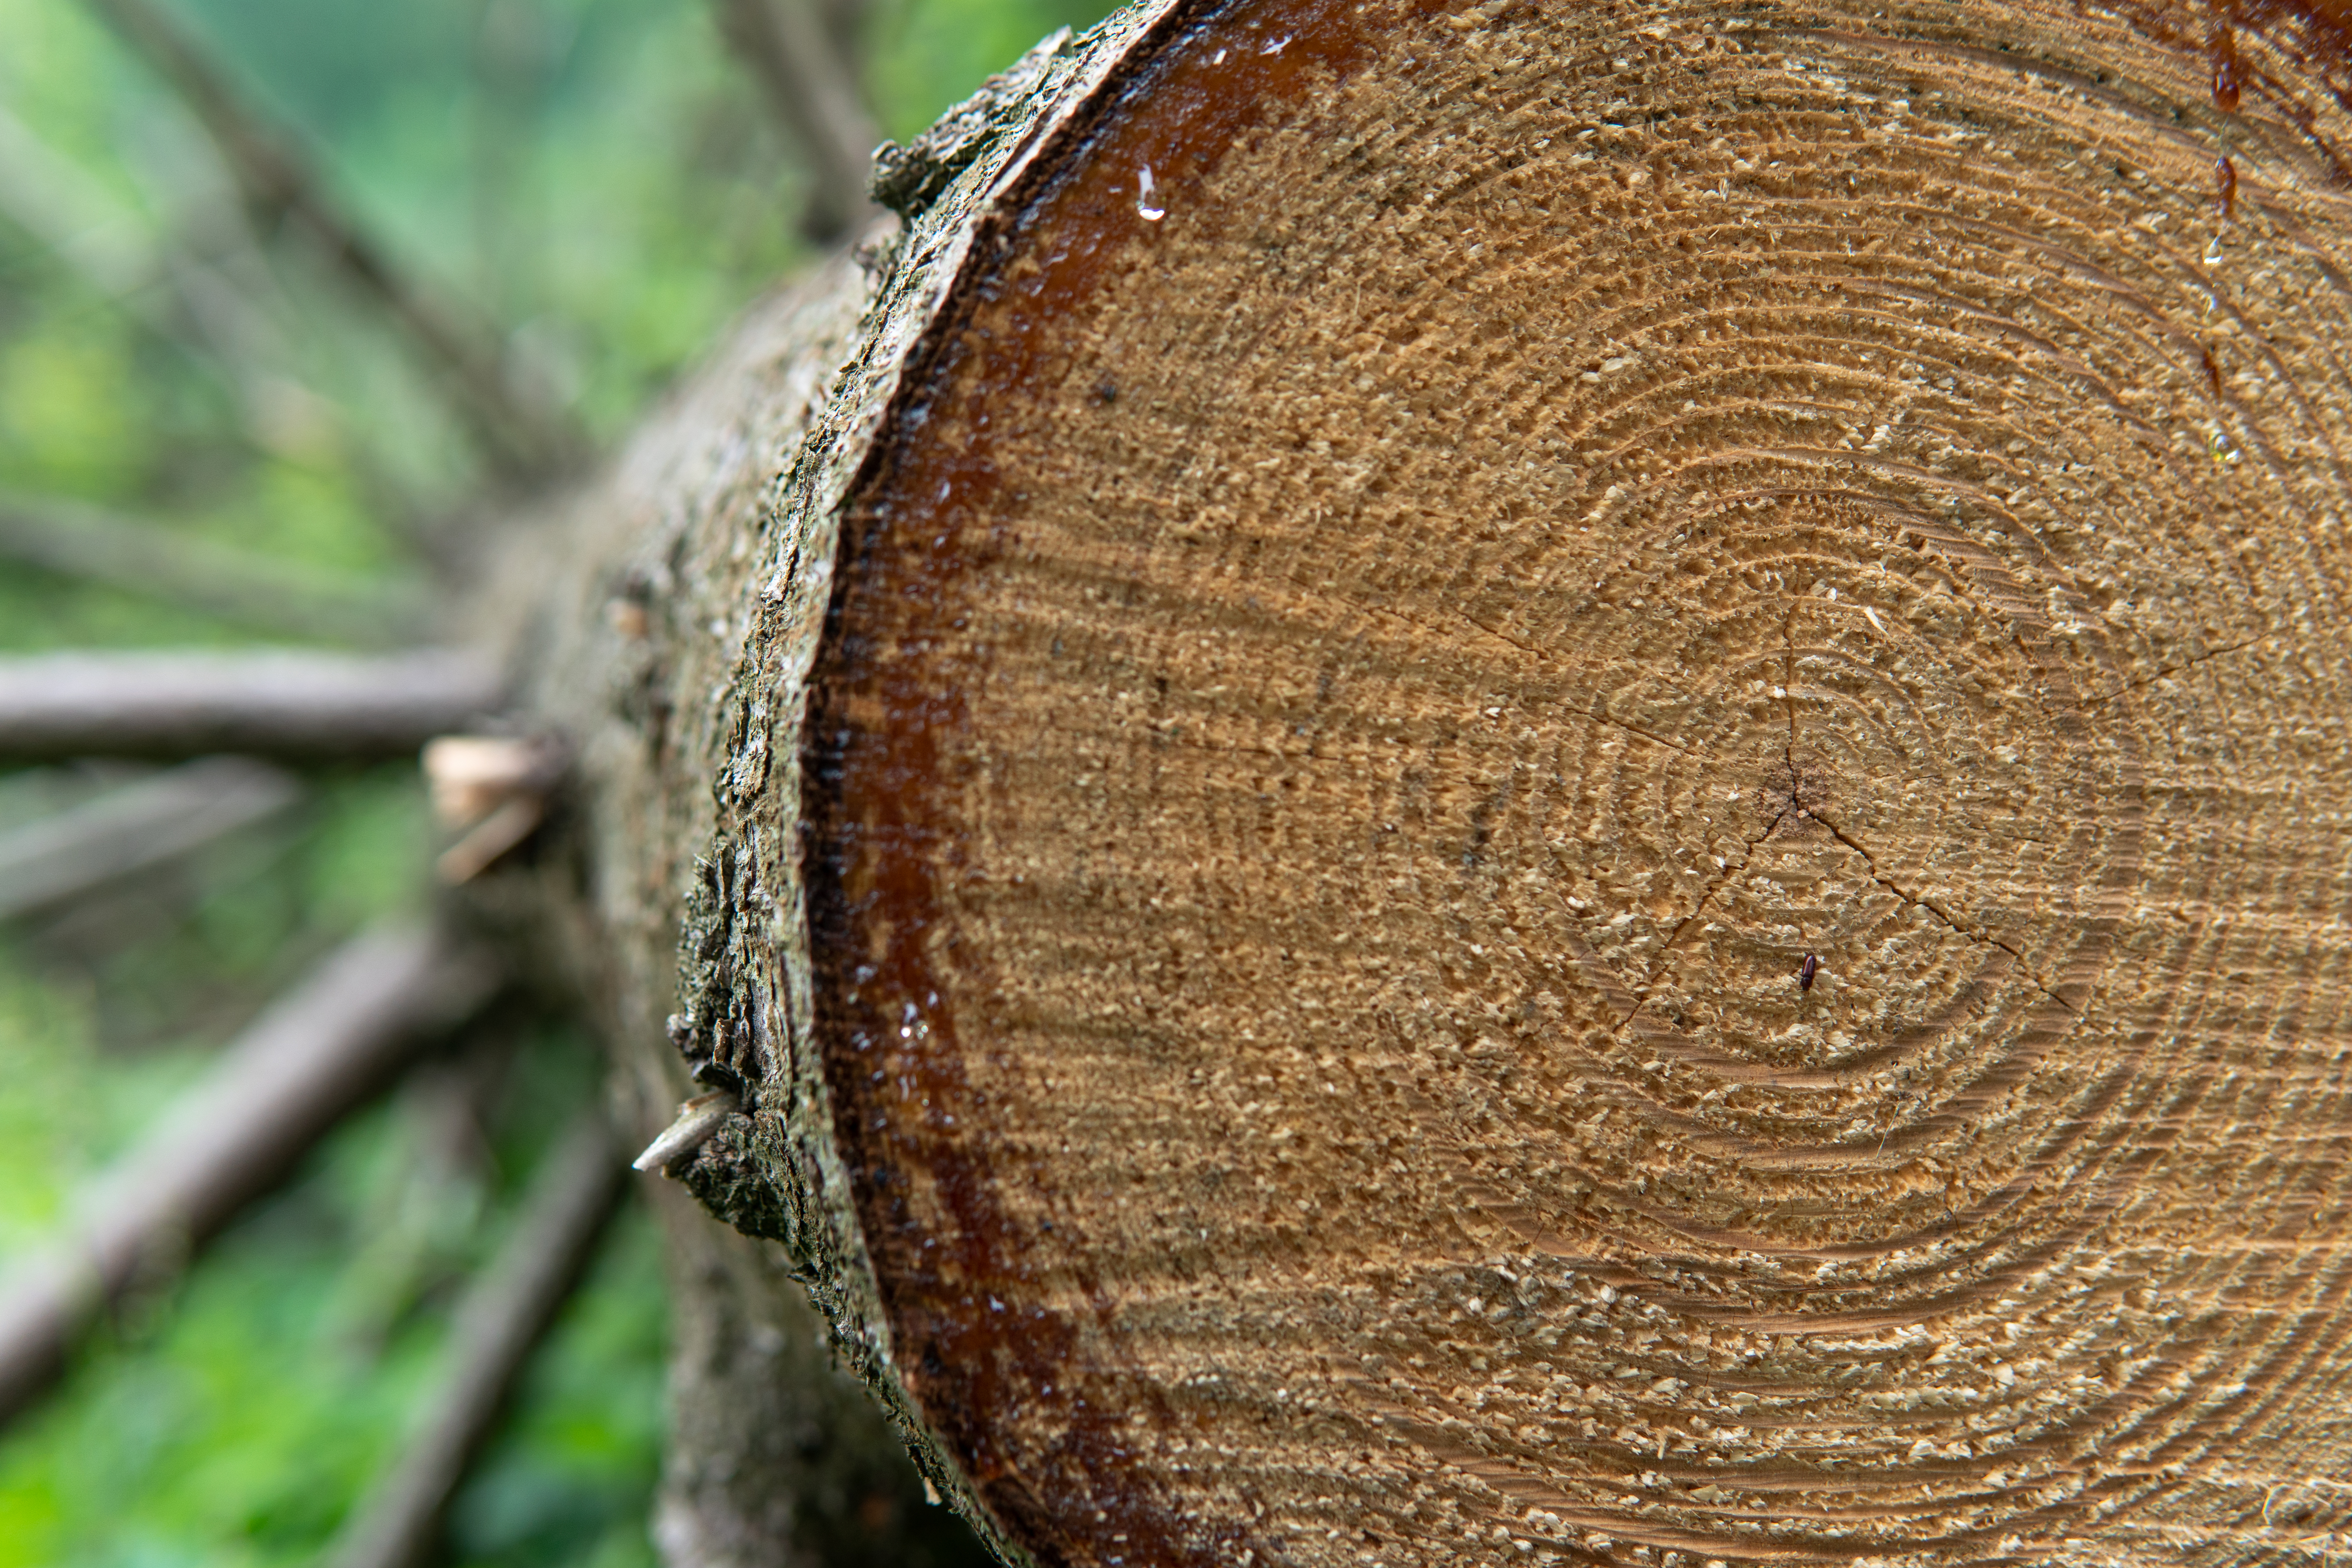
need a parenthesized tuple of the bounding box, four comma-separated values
(684, 0, 2352, 1562)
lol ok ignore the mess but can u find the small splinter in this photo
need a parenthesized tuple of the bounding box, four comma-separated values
(1136, 165, 1166, 221)
(632, 1090, 739, 1172)
(1799, 953, 1820, 991)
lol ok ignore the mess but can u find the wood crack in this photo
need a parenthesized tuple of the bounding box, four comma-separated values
(2081, 635, 2263, 711)
(1806, 808, 2075, 1013)
(1773, 598, 2072, 1011)
(1617, 808, 1793, 1033)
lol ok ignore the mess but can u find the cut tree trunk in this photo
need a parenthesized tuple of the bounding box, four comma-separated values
(490, 1, 2352, 1564)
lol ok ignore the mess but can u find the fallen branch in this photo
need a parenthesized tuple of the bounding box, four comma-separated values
(0, 101, 297, 407)
(0, 492, 429, 647)
(0, 649, 503, 760)
(710, 0, 882, 240)
(0, 757, 301, 922)
(0, 104, 438, 538)
(77, 0, 586, 478)
(0, 924, 497, 1422)
(325, 1111, 626, 1568)
(0, 99, 154, 299)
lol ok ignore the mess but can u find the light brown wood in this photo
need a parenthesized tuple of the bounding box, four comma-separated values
(764, 0, 2352, 1562)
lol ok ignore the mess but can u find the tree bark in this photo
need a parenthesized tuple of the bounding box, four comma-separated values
(482, 252, 997, 1566)
(488, 2, 2352, 1564)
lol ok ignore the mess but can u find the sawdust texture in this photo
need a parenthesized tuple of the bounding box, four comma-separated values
(806, 0, 2352, 1561)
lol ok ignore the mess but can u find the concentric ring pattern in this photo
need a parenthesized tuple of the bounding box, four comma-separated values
(806, 0, 2352, 1562)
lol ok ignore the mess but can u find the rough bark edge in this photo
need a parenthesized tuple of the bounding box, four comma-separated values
(666, 5, 1200, 1559)
(494, 249, 937, 1568)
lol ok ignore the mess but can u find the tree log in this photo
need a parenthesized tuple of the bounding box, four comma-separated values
(497, 1, 2352, 1563)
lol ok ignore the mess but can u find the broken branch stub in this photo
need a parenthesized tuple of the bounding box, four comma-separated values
(0, 923, 495, 1423)
(525, 0, 2352, 1561)
(422, 734, 566, 884)
(0, 649, 503, 761)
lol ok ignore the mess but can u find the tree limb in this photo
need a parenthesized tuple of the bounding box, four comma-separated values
(0, 924, 497, 1423)
(325, 1110, 626, 1568)
(0, 99, 154, 298)
(0, 649, 503, 761)
(0, 100, 319, 450)
(0, 102, 439, 539)
(0, 757, 301, 922)
(0, 492, 430, 647)
(709, 0, 882, 241)
(75, 0, 588, 479)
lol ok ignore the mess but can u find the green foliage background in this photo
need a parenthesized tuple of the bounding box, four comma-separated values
(0, 0, 1110, 1559)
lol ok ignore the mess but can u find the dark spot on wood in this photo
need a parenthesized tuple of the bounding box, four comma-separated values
(2213, 22, 2242, 111)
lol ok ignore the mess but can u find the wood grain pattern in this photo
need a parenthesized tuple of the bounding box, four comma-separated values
(802, 0, 2352, 1561)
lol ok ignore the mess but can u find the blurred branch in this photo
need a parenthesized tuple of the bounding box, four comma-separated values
(710, 0, 882, 241)
(0, 649, 504, 761)
(0, 757, 299, 922)
(814, 0, 869, 73)
(0, 924, 497, 1424)
(0, 100, 153, 296)
(76, 0, 589, 479)
(0, 103, 443, 550)
(0, 103, 328, 447)
(326, 1110, 626, 1568)
(0, 492, 431, 646)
